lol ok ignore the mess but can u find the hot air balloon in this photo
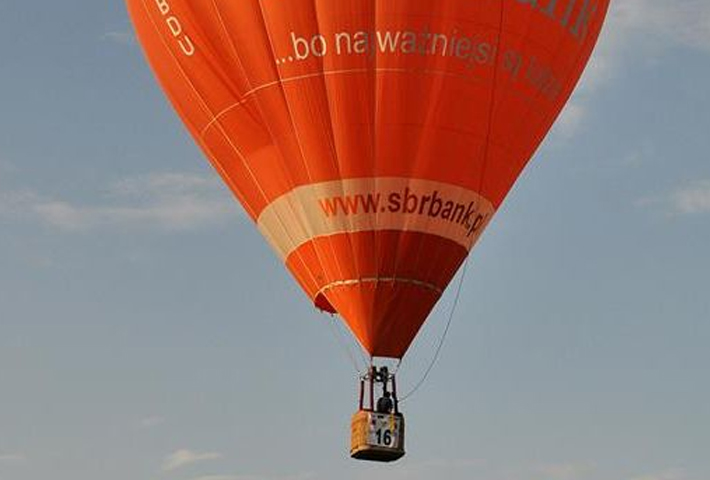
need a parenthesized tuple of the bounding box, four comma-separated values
(126, 0, 609, 462)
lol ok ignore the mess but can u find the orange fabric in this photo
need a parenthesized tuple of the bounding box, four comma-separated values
(287, 231, 467, 355)
(127, 0, 609, 358)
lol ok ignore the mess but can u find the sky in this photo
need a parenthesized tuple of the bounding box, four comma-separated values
(1, 1, 709, 480)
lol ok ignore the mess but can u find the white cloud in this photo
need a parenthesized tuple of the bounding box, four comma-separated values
(552, 102, 587, 139)
(0, 172, 240, 232)
(534, 462, 595, 480)
(0, 190, 36, 215)
(639, 179, 710, 215)
(558, 0, 710, 138)
(619, 142, 655, 168)
(354, 458, 485, 480)
(138, 415, 165, 429)
(0, 453, 27, 464)
(669, 180, 710, 214)
(192, 476, 239, 480)
(629, 468, 687, 480)
(612, 0, 710, 52)
(161, 449, 222, 472)
(586, 0, 710, 88)
(0, 158, 17, 174)
(110, 172, 217, 196)
(191, 473, 315, 480)
(102, 31, 136, 46)
(411, 458, 486, 470)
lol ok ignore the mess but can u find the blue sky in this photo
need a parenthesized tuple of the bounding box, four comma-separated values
(1, 1, 709, 480)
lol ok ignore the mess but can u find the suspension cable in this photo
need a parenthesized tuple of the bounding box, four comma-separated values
(399, 256, 471, 402)
(399, 0, 506, 402)
(326, 314, 367, 375)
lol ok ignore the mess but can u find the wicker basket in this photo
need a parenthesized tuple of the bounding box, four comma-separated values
(350, 410, 405, 462)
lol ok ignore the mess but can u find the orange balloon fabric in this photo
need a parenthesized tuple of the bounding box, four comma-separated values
(127, 0, 609, 358)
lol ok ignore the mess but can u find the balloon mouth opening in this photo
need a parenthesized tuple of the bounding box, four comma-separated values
(315, 293, 337, 314)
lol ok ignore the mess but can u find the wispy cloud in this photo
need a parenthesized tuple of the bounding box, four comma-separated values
(191, 474, 315, 480)
(102, 31, 136, 46)
(552, 102, 587, 140)
(192, 476, 240, 480)
(355, 458, 485, 480)
(629, 468, 687, 480)
(534, 462, 596, 480)
(619, 142, 656, 168)
(0, 453, 27, 464)
(557, 0, 710, 138)
(591, 0, 710, 86)
(0, 158, 17, 174)
(138, 415, 165, 429)
(0, 172, 240, 232)
(669, 180, 710, 214)
(0, 190, 35, 216)
(161, 449, 222, 472)
(611, 0, 710, 53)
(638, 180, 710, 215)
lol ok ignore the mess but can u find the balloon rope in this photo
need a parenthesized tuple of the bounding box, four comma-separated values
(327, 315, 367, 374)
(399, 256, 470, 403)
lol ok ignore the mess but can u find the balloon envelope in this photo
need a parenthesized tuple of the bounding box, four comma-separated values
(127, 0, 609, 358)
